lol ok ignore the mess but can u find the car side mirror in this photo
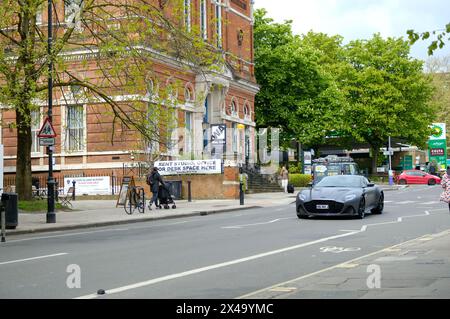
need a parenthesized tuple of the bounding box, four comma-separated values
(367, 183, 375, 187)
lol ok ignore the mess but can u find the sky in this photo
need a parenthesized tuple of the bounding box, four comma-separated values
(253, 0, 450, 62)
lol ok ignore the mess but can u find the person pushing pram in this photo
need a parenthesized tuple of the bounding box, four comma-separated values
(146, 167, 176, 210)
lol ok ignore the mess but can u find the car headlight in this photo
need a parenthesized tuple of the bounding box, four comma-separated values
(345, 194, 356, 201)
(299, 193, 307, 201)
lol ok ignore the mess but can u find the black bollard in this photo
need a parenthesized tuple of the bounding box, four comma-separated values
(1, 205, 5, 243)
(72, 180, 76, 201)
(240, 182, 244, 205)
(188, 181, 192, 202)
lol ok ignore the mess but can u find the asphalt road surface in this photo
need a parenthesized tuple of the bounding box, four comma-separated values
(0, 185, 449, 299)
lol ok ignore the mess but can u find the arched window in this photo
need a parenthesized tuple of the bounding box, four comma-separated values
(243, 103, 251, 120)
(230, 100, 238, 116)
(184, 84, 194, 103)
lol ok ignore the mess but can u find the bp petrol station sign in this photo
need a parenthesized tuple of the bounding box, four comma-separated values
(428, 123, 447, 170)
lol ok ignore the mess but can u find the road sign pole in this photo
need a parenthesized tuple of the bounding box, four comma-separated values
(388, 136, 393, 186)
(46, 0, 55, 223)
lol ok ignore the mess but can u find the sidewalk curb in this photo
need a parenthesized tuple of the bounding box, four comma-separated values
(4, 205, 263, 237)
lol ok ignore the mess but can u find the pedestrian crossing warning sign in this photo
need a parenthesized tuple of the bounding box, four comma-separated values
(37, 117, 57, 138)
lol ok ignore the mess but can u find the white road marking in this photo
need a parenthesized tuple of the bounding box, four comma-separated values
(221, 217, 294, 229)
(396, 201, 416, 204)
(6, 221, 195, 243)
(419, 201, 438, 205)
(0, 253, 68, 266)
(5, 228, 130, 243)
(75, 230, 362, 299)
(237, 232, 442, 299)
(320, 246, 361, 254)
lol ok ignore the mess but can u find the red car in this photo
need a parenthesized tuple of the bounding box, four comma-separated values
(396, 170, 441, 185)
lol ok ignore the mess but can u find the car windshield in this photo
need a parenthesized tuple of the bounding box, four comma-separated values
(315, 175, 364, 188)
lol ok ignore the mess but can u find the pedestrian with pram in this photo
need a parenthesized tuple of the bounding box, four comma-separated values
(146, 167, 164, 210)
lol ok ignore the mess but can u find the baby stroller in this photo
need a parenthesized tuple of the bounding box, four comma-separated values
(157, 183, 177, 209)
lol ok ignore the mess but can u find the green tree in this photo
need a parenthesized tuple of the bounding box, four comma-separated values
(342, 34, 437, 173)
(407, 24, 450, 55)
(254, 9, 346, 148)
(0, 0, 219, 199)
(425, 55, 450, 141)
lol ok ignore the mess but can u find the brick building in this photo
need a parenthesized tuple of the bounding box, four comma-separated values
(0, 0, 259, 196)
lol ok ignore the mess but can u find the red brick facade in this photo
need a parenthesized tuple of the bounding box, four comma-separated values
(1, 0, 259, 197)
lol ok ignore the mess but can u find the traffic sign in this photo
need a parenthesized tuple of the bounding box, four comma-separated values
(383, 150, 394, 156)
(39, 137, 55, 146)
(38, 117, 56, 138)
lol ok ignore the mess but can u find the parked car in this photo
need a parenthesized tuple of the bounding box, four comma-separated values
(296, 175, 384, 219)
(396, 170, 441, 185)
(311, 155, 360, 184)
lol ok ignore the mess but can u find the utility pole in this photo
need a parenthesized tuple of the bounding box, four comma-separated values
(46, 0, 55, 223)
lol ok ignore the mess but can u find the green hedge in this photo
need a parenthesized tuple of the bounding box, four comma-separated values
(289, 174, 312, 187)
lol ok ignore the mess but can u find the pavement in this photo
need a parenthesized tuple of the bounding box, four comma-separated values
(4, 185, 405, 236)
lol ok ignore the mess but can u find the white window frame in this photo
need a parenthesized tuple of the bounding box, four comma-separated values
(200, 0, 208, 40)
(36, 5, 43, 25)
(65, 104, 86, 153)
(244, 103, 251, 121)
(184, 0, 191, 32)
(146, 101, 160, 155)
(64, 0, 83, 29)
(231, 100, 238, 117)
(215, 0, 222, 47)
(185, 111, 193, 155)
(232, 123, 238, 153)
(31, 110, 42, 154)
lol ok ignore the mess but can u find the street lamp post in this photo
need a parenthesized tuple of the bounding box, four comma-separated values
(46, 0, 55, 223)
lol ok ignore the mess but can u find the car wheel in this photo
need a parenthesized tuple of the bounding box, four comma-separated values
(399, 179, 407, 185)
(428, 179, 436, 186)
(297, 214, 308, 219)
(357, 197, 366, 219)
(372, 193, 384, 214)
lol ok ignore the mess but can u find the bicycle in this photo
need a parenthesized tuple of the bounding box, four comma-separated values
(124, 186, 146, 215)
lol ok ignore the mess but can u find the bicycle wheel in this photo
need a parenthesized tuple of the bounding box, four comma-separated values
(137, 193, 145, 214)
(124, 197, 133, 214)
(124, 192, 137, 215)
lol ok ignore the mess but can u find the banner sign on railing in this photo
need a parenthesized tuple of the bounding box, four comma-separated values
(64, 176, 110, 195)
(155, 160, 222, 175)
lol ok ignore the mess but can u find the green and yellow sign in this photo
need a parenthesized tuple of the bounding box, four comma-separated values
(428, 123, 447, 170)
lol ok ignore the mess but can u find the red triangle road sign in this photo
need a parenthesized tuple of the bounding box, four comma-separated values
(37, 117, 57, 138)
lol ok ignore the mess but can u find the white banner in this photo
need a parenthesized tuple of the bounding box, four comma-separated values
(64, 176, 110, 195)
(155, 160, 222, 175)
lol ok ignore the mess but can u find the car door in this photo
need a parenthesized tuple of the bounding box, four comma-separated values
(362, 178, 377, 209)
(418, 172, 428, 184)
(406, 171, 419, 184)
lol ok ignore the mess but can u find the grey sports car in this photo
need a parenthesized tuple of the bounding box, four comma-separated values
(296, 175, 384, 219)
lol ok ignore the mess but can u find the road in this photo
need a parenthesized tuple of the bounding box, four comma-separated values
(0, 185, 449, 299)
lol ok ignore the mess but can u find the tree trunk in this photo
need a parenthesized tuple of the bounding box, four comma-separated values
(15, 108, 33, 201)
(371, 145, 379, 176)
